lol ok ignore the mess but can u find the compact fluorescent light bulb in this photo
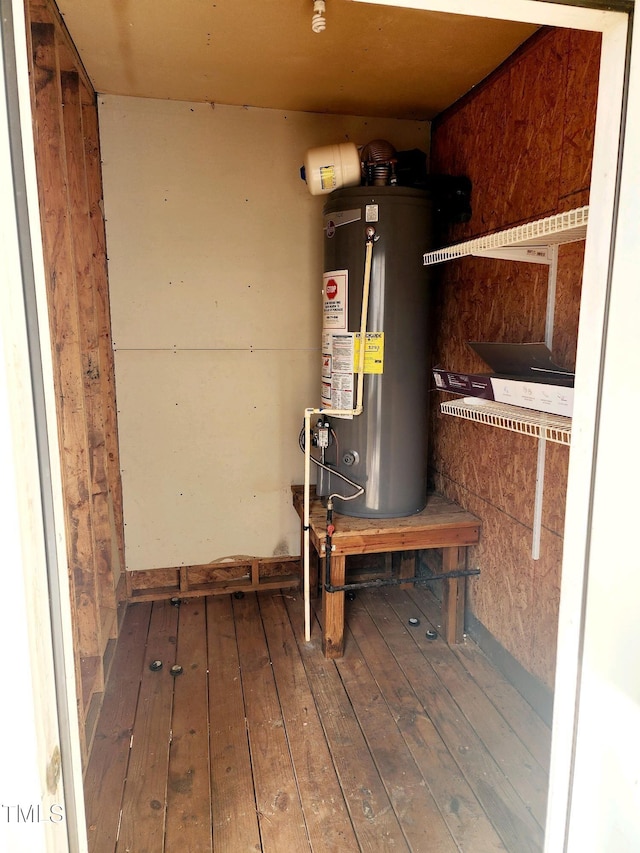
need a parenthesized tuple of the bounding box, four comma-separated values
(312, 0, 326, 33)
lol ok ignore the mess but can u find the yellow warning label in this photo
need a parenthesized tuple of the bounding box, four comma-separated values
(320, 165, 336, 190)
(354, 332, 384, 374)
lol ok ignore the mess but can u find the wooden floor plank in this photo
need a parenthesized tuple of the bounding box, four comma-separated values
(361, 589, 545, 853)
(286, 594, 411, 852)
(232, 593, 310, 851)
(452, 642, 552, 768)
(335, 623, 460, 852)
(165, 600, 212, 851)
(85, 602, 152, 853)
(345, 594, 508, 853)
(384, 588, 549, 827)
(116, 600, 179, 853)
(86, 586, 551, 853)
(408, 586, 552, 768)
(206, 595, 261, 852)
(258, 592, 359, 851)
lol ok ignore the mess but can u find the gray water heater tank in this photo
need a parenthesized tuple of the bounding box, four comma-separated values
(317, 186, 433, 518)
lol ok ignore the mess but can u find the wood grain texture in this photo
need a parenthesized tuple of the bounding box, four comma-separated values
(295, 617, 410, 850)
(322, 554, 346, 658)
(115, 601, 179, 853)
(342, 596, 508, 853)
(27, 0, 126, 764)
(165, 601, 212, 852)
(61, 69, 117, 650)
(294, 487, 480, 658)
(429, 27, 598, 689)
(85, 588, 550, 852)
(84, 602, 152, 853)
(408, 586, 552, 769)
(383, 589, 549, 829)
(559, 30, 601, 200)
(335, 632, 459, 852)
(259, 593, 359, 851)
(80, 96, 126, 590)
(432, 470, 563, 688)
(363, 591, 545, 852)
(30, 22, 102, 741)
(206, 595, 261, 851)
(292, 486, 480, 557)
(232, 594, 310, 850)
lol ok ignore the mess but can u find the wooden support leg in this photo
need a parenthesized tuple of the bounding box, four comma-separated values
(442, 546, 465, 644)
(322, 554, 346, 659)
(397, 549, 416, 590)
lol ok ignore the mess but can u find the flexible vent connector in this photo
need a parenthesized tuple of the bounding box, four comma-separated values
(361, 139, 398, 186)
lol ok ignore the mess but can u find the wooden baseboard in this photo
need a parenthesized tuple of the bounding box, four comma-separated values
(126, 556, 301, 602)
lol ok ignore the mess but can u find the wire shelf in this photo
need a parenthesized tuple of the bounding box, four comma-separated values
(424, 206, 589, 265)
(440, 398, 571, 445)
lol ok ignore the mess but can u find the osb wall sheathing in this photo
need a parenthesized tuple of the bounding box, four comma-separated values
(26, 0, 126, 762)
(428, 27, 600, 690)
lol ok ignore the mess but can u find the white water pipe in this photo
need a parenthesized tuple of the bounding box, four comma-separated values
(302, 228, 375, 641)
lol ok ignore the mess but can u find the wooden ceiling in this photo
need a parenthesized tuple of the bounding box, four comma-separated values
(55, 0, 539, 120)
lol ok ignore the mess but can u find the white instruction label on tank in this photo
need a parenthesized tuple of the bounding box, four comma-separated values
(365, 204, 379, 222)
(331, 333, 355, 373)
(322, 270, 348, 330)
(330, 371, 354, 413)
(320, 331, 355, 418)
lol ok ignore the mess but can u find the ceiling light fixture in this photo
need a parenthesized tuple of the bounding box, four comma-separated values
(312, 0, 326, 33)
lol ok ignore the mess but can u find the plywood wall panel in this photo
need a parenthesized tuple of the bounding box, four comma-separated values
(431, 472, 533, 670)
(100, 97, 429, 353)
(432, 469, 562, 687)
(430, 412, 539, 525)
(541, 443, 570, 537)
(559, 31, 601, 201)
(429, 27, 599, 689)
(499, 31, 567, 226)
(529, 529, 564, 687)
(431, 30, 568, 241)
(552, 241, 585, 371)
(100, 96, 429, 571)
(114, 348, 318, 571)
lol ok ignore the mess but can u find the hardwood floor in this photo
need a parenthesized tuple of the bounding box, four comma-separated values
(84, 586, 551, 852)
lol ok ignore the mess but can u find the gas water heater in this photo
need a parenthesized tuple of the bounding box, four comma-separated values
(316, 185, 433, 518)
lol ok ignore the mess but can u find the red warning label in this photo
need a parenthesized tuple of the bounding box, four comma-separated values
(322, 270, 347, 330)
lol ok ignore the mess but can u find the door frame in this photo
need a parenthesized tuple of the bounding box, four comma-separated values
(3, 0, 637, 849)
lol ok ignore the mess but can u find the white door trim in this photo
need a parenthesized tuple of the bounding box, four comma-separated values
(1, 1, 87, 850)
